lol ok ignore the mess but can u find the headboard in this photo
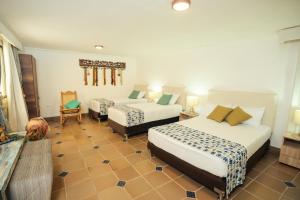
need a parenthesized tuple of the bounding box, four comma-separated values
(162, 86, 186, 108)
(207, 89, 277, 129)
(133, 84, 148, 98)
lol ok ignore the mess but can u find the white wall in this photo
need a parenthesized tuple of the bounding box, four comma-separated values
(23, 47, 137, 118)
(136, 36, 289, 148)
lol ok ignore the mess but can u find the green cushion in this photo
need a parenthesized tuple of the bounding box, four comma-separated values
(64, 100, 80, 109)
(128, 90, 140, 99)
(157, 94, 173, 105)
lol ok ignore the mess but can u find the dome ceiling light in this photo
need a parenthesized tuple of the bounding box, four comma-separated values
(172, 0, 191, 11)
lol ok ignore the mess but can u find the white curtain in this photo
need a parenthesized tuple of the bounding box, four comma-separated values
(2, 39, 28, 131)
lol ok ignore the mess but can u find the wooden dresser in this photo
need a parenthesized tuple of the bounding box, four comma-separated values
(279, 132, 300, 169)
(19, 54, 40, 119)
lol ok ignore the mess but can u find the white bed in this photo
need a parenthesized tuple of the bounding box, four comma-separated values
(108, 102, 182, 126)
(107, 86, 186, 139)
(147, 89, 277, 198)
(148, 115, 271, 177)
(89, 97, 147, 113)
(88, 84, 148, 121)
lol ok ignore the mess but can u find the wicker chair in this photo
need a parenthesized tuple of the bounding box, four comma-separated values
(60, 91, 81, 125)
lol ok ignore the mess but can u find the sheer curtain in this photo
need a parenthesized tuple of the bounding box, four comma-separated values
(1, 39, 28, 131)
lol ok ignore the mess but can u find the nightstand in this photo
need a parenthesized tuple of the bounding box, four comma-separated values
(279, 132, 300, 169)
(180, 111, 199, 120)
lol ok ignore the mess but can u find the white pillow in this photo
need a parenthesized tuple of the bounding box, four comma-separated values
(169, 94, 180, 105)
(137, 91, 146, 99)
(240, 107, 265, 126)
(196, 103, 233, 117)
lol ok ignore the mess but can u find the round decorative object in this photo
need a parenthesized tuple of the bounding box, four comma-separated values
(25, 117, 49, 141)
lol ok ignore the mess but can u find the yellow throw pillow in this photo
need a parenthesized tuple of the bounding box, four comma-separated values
(226, 106, 252, 126)
(207, 105, 233, 122)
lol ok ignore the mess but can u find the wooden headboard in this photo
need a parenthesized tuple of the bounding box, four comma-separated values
(162, 86, 186, 108)
(207, 89, 277, 129)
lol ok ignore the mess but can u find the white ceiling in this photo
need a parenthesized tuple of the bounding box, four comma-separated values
(0, 0, 299, 56)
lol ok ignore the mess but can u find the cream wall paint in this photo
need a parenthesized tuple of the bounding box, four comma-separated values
(136, 36, 289, 148)
(23, 47, 137, 118)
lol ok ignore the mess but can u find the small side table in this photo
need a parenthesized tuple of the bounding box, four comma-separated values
(180, 111, 199, 121)
(279, 132, 300, 169)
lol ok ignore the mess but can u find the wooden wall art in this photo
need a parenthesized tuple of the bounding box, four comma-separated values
(79, 59, 126, 86)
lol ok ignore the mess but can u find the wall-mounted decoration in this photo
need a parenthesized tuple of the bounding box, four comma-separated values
(79, 59, 126, 86)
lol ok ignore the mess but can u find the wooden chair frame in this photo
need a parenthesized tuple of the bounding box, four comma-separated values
(60, 91, 82, 125)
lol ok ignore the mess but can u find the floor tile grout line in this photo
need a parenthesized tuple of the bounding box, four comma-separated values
(279, 170, 300, 200)
(120, 145, 168, 200)
(50, 118, 300, 200)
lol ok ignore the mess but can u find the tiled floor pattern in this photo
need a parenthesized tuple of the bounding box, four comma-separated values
(49, 117, 300, 200)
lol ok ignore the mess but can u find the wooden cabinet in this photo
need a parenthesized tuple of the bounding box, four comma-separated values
(279, 132, 300, 169)
(19, 54, 40, 119)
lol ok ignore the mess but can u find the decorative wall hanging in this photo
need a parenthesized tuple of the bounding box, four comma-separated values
(79, 59, 126, 86)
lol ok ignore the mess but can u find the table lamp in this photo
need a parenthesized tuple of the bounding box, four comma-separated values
(294, 110, 300, 135)
(148, 91, 161, 103)
(187, 95, 199, 114)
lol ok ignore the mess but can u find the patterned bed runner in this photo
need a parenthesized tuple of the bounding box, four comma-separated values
(94, 98, 115, 115)
(151, 123, 247, 196)
(113, 105, 144, 127)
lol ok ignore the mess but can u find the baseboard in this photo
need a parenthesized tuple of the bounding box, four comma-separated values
(44, 113, 88, 122)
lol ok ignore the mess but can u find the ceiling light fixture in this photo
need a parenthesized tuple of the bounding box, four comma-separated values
(94, 45, 104, 50)
(172, 0, 191, 11)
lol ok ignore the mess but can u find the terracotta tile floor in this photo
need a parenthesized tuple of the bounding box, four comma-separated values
(49, 117, 300, 200)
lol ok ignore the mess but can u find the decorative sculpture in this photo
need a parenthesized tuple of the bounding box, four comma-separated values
(79, 59, 126, 86)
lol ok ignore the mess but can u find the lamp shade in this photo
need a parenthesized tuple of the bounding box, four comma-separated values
(294, 110, 300, 125)
(148, 91, 161, 102)
(187, 96, 198, 107)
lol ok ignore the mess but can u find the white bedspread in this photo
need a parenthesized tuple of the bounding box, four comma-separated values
(89, 97, 147, 113)
(148, 115, 271, 177)
(108, 103, 182, 126)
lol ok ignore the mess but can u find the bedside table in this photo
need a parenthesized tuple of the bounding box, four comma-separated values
(279, 132, 300, 169)
(180, 111, 199, 120)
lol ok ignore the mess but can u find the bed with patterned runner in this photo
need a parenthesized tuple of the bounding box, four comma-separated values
(113, 105, 144, 127)
(94, 98, 115, 115)
(151, 123, 247, 196)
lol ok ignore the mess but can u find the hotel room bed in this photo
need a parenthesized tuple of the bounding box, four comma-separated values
(108, 86, 186, 139)
(88, 84, 148, 121)
(89, 97, 147, 121)
(148, 115, 271, 177)
(147, 89, 277, 200)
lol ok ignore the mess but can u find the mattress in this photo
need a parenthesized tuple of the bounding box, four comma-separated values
(108, 102, 182, 126)
(148, 115, 271, 178)
(89, 97, 147, 113)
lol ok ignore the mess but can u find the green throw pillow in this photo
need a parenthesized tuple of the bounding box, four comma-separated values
(64, 100, 80, 109)
(157, 94, 173, 105)
(128, 90, 140, 99)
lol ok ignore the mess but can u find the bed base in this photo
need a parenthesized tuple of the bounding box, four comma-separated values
(108, 116, 180, 140)
(147, 139, 270, 200)
(88, 108, 108, 122)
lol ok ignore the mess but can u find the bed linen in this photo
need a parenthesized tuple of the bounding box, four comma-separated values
(108, 103, 182, 127)
(89, 97, 147, 114)
(151, 123, 247, 195)
(148, 115, 271, 178)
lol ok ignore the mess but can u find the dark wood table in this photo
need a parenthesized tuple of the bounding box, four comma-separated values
(0, 132, 26, 200)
